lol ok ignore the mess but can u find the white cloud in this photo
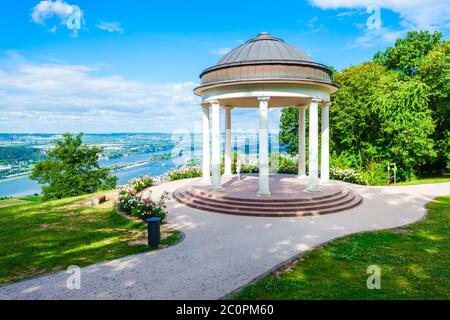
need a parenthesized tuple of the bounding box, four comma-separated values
(97, 21, 124, 34)
(301, 16, 328, 34)
(209, 48, 232, 55)
(0, 62, 201, 133)
(0, 60, 282, 134)
(345, 27, 406, 49)
(309, 0, 450, 49)
(308, 0, 450, 30)
(336, 11, 357, 18)
(31, 0, 84, 36)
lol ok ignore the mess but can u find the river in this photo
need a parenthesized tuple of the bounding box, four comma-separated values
(0, 152, 187, 197)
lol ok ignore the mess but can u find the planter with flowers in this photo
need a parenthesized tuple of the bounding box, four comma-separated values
(116, 187, 170, 223)
(131, 191, 170, 222)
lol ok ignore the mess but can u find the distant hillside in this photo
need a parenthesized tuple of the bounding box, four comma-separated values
(0, 146, 45, 165)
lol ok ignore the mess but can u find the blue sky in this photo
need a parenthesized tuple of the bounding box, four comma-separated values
(0, 0, 449, 133)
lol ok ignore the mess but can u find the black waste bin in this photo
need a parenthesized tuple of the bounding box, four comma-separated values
(146, 217, 161, 246)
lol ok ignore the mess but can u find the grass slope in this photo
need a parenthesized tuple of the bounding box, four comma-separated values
(233, 195, 450, 300)
(0, 199, 31, 208)
(0, 192, 181, 284)
(393, 177, 450, 186)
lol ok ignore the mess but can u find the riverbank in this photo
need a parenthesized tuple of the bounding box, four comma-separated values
(0, 157, 184, 198)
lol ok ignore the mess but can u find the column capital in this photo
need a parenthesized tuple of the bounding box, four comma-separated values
(311, 97, 322, 104)
(207, 99, 220, 106)
(321, 101, 332, 107)
(257, 96, 270, 102)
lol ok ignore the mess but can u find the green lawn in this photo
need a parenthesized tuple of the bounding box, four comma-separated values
(0, 199, 31, 208)
(0, 192, 181, 284)
(393, 177, 450, 186)
(233, 195, 450, 300)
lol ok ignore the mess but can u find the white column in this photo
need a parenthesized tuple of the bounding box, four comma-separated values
(210, 100, 223, 191)
(307, 98, 320, 192)
(298, 105, 307, 177)
(201, 105, 211, 184)
(257, 97, 271, 196)
(224, 107, 233, 177)
(321, 102, 330, 183)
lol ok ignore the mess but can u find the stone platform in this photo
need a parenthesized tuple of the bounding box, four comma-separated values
(173, 174, 362, 217)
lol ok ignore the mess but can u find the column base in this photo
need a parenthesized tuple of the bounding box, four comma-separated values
(320, 178, 330, 184)
(257, 191, 272, 197)
(210, 186, 225, 192)
(222, 173, 234, 178)
(297, 174, 308, 179)
(200, 177, 211, 184)
(306, 186, 320, 193)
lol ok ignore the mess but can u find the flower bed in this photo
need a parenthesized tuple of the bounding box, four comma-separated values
(167, 167, 202, 181)
(330, 167, 368, 185)
(128, 175, 154, 192)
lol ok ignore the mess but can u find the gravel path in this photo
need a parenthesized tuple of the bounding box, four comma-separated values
(1, 179, 449, 300)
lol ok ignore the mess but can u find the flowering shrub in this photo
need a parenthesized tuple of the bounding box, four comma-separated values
(273, 153, 298, 174)
(168, 167, 202, 181)
(132, 191, 170, 222)
(128, 175, 154, 192)
(241, 163, 259, 173)
(116, 187, 141, 215)
(330, 167, 368, 185)
(116, 187, 170, 222)
(234, 153, 298, 174)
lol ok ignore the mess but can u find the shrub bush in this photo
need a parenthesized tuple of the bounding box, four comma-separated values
(116, 187, 169, 222)
(362, 161, 387, 185)
(330, 151, 362, 170)
(167, 167, 202, 181)
(330, 167, 368, 185)
(116, 187, 141, 215)
(128, 175, 154, 192)
(274, 153, 298, 174)
(241, 162, 259, 173)
(235, 153, 298, 174)
(131, 191, 170, 222)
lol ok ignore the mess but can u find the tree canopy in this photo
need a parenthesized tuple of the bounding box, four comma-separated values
(30, 133, 117, 200)
(374, 31, 443, 77)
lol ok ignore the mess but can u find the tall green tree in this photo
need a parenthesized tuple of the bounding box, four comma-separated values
(30, 133, 117, 200)
(331, 62, 435, 179)
(280, 61, 436, 180)
(417, 42, 450, 171)
(374, 31, 442, 77)
(279, 107, 299, 155)
(375, 31, 449, 172)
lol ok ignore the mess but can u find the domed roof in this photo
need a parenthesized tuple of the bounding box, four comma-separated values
(218, 32, 312, 65)
(200, 32, 324, 77)
(196, 32, 337, 94)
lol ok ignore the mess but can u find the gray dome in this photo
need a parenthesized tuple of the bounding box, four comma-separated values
(200, 32, 323, 77)
(218, 32, 312, 65)
(196, 32, 336, 92)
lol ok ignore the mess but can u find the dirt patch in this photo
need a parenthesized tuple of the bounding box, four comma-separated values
(391, 227, 413, 234)
(274, 261, 297, 278)
(128, 239, 147, 246)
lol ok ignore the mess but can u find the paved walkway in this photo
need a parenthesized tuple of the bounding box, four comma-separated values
(1, 179, 449, 300)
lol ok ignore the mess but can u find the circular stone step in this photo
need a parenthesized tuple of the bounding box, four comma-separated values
(172, 174, 363, 217)
(183, 188, 351, 207)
